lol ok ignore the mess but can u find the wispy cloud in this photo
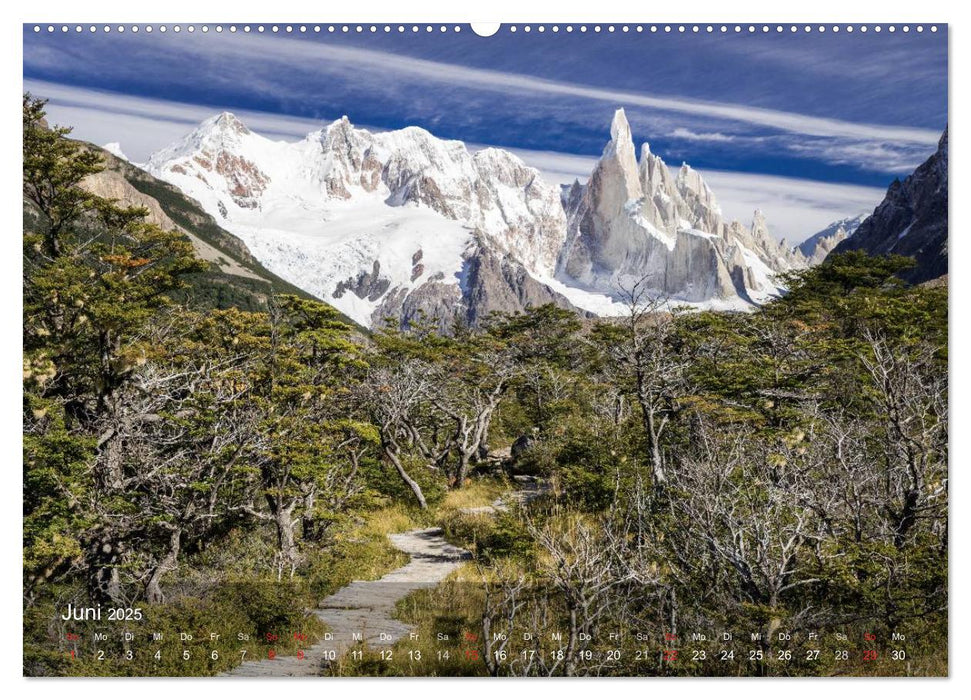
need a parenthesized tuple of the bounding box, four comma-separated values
(24, 31, 941, 165)
(24, 79, 339, 161)
(187, 34, 939, 145)
(465, 142, 880, 241)
(24, 79, 330, 148)
(27, 77, 880, 243)
(785, 139, 934, 173)
(670, 128, 736, 143)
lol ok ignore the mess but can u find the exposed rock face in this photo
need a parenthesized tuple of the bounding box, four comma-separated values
(333, 260, 392, 302)
(372, 274, 464, 331)
(81, 168, 181, 232)
(830, 128, 948, 283)
(152, 113, 271, 210)
(461, 245, 587, 327)
(797, 214, 868, 265)
(80, 162, 264, 281)
(558, 109, 801, 306)
(59, 143, 340, 318)
(371, 244, 585, 332)
(311, 119, 567, 276)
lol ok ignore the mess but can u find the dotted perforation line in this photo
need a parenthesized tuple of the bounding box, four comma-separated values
(31, 24, 940, 35)
(31, 24, 465, 34)
(505, 24, 937, 33)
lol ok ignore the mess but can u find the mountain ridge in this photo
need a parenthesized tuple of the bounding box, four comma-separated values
(145, 112, 582, 328)
(798, 214, 868, 264)
(77, 141, 339, 316)
(137, 109, 880, 327)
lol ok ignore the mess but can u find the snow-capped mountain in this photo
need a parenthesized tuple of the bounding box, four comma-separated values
(557, 109, 805, 311)
(797, 214, 868, 264)
(145, 110, 820, 327)
(146, 113, 571, 328)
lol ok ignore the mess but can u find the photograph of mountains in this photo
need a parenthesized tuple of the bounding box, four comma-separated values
(23, 23, 948, 677)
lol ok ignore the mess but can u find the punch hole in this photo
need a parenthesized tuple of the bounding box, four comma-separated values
(470, 23, 501, 37)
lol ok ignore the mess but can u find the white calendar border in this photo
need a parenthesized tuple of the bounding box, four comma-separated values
(2, 1, 962, 698)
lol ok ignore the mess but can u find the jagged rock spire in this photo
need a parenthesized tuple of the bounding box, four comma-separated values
(591, 109, 643, 220)
(560, 110, 800, 305)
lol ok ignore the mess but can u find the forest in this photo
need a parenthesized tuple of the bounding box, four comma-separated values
(23, 96, 948, 676)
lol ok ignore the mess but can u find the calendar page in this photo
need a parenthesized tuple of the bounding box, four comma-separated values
(22, 20, 948, 679)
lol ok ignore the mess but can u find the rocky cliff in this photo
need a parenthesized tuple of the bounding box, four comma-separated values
(830, 128, 948, 283)
(797, 214, 868, 265)
(139, 109, 860, 327)
(75, 142, 323, 314)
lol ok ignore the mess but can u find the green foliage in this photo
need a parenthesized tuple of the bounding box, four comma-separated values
(23, 94, 104, 259)
(22, 98, 372, 673)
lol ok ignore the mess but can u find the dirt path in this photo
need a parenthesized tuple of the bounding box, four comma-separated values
(225, 481, 546, 677)
(224, 528, 470, 677)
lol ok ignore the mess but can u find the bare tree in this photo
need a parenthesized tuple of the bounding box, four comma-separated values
(668, 417, 827, 637)
(87, 350, 257, 602)
(524, 511, 635, 676)
(599, 280, 691, 486)
(480, 562, 530, 676)
(360, 361, 433, 509)
(859, 331, 948, 548)
(427, 349, 520, 486)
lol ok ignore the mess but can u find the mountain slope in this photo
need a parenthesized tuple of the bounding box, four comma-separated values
(142, 110, 841, 327)
(830, 128, 948, 283)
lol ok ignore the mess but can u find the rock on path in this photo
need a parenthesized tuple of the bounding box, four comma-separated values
(224, 527, 470, 677)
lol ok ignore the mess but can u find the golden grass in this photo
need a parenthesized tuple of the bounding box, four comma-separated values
(439, 479, 507, 513)
(358, 504, 423, 538)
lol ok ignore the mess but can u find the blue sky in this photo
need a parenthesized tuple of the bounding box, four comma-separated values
(22, 24, 947, 239)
